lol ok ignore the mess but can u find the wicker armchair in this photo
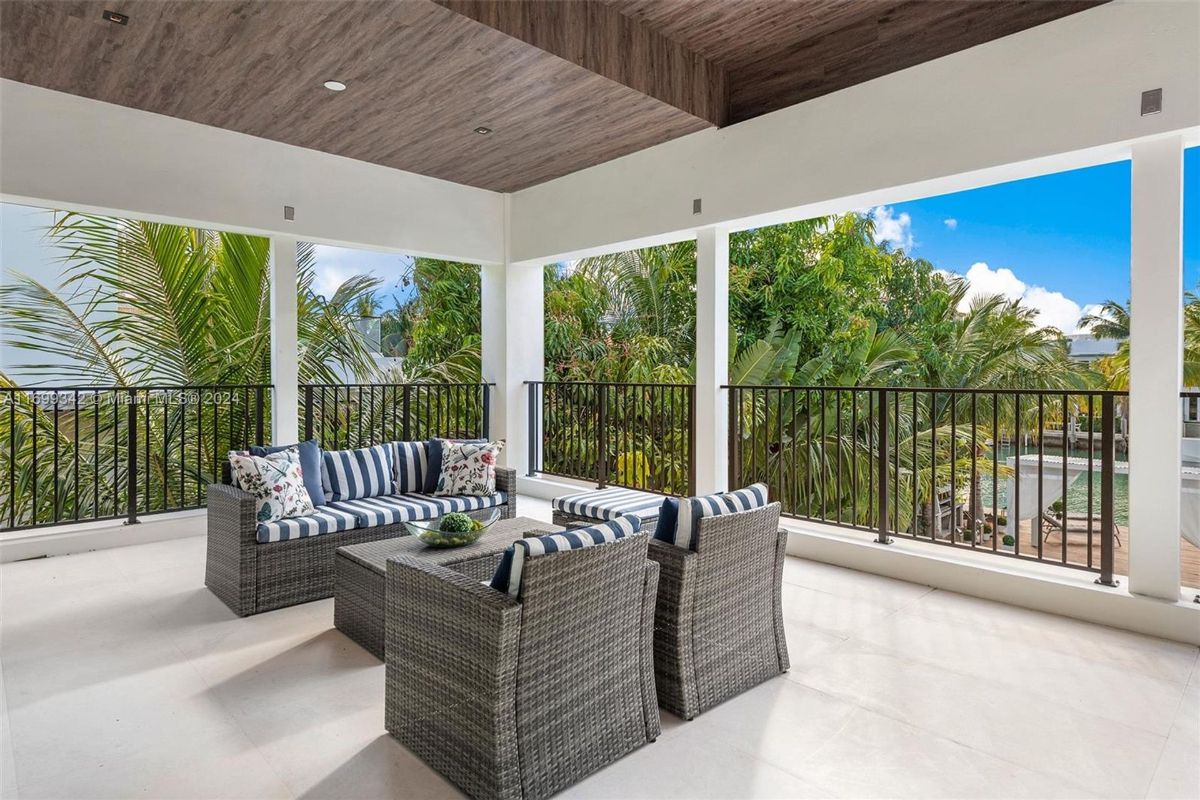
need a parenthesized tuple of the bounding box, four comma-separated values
(649, 501, 790, 720)
(384, 532, 661, 800)
(205, 467, 517, 616)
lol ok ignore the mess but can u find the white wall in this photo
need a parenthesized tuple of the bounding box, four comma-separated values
(509, 0, 1200, 262)
(0, 80, 505, 265)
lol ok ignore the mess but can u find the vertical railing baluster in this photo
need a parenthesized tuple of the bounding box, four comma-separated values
(256, 386, 265, 446)
(482, 383, 491, 440)
(31, 399, 38, 525)
(949, 392, 957, 543)
(970, 391, 978, 549)
(1037, 394, 1044, 560)
(597, 383, 608, 488)
(911, 392, 918, 536)
(8, 392, 15, 528)
(1062, 392, 1070, 564)
(893, 391, 900, 535)
(402, 384, 412, 442)
(930, 390, 937, 541)
(1096, 394, 1118, 587)
(876, 388, 891, 544)
(52, 392, 60, 523)
(126, 389, 138, 525)
(527, 383, 537, 476)
(835, 389, 842, 525)
(1086, 394, 1095, 569)
(1013, 393, 1021, 556)
(303, 386, 314, 442)
(992, 393, 999, 552)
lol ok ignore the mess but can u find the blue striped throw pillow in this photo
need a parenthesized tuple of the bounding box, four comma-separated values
(490, 515, 642, 597)
(392, 441, 429, 494)
(654, 483, 769, 550)
(321, 444, 394, 502)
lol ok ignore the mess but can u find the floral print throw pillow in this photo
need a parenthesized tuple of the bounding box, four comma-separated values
(433, 439, 504, 497)
(228, 447, 315, 524)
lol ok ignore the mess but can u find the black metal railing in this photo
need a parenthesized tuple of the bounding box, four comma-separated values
(726, 385, 1128, 586)
(302, 383, 491, 450)
(1, 385, 270, 532)
(526, 381, 695, 496)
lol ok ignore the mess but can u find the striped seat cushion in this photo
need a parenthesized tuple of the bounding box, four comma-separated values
(392, 441, 430, 494)
(328, 492, 508, 527)
(256, 506, 358, 544)
(489, 515, 641, 597)
(654, 483, 769, 550)
(322, 444, 394, 502)
(552, 487, 663, 522)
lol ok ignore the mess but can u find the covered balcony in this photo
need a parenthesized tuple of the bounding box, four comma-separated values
(1, 1, 1198, 799)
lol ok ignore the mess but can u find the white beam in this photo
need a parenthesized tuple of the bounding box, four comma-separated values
(510, 1, 1199, 263)
(0, 80, 505, 265)
(270, 237, 299, 446)
(1127, 135, 1184, 601)
(694, 227, 729, 494)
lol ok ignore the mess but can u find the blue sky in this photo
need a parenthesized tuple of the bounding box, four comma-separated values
(868, 146, 1200, 333)
(309, 244, 416, 308)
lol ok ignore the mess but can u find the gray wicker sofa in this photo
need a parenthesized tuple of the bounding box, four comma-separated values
(205, 467, 516, 617)
(649, 501, 790, 719)
(384, 530, 660, 800)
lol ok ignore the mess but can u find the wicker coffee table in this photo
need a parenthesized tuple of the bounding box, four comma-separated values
(334, 515, 548, 659)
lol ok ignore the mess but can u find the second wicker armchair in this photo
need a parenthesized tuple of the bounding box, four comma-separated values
(649, 501, 791, 720)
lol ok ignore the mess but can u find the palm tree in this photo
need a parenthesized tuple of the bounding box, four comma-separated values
(1079, 299, 1131, 341)
(0, 212, 381, 527)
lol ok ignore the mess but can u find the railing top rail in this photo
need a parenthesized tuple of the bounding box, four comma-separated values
(722, 384, 1129, 396)
(1182, 391, 1200, 398)
(525, 380, 694, 388)
(0, 383, 274, 391)
(302, 381, 494, 388)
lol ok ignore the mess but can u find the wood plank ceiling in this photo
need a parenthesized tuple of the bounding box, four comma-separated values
(0, 0, 1104, 193)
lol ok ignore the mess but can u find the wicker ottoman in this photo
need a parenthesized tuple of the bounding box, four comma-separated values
(334, 515, 548, 659)
(551, 486, 665, 533)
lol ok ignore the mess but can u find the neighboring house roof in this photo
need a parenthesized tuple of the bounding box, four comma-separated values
(1066, 334, 1121, 360)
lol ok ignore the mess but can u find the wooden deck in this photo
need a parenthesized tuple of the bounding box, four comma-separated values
(1003, 520, 1200, 591)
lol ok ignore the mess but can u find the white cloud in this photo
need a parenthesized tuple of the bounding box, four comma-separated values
(943, 218, 958, 230)
(311, 263, 353, 300)
(955, 261, 1088, 334)
(870, 206, 913, 251)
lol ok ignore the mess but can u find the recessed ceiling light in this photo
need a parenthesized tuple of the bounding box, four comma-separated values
(323, 80, 347, 92)
(473, 126, 493, 135)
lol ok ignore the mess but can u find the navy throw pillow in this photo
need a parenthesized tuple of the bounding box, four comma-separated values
(250, 439, 325, 506)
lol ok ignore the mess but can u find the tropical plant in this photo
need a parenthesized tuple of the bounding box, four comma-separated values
(0, 212, 381, 526)
(1079, 299, 1131, 340)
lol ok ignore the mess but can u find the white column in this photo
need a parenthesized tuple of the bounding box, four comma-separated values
(1127, 135, 1184, 601)
(694, 227, 730, 494)
(481, 200, 543, 474)
(269, 237, 299, 445)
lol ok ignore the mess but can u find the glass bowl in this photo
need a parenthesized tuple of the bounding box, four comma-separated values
(405, 507, 502, 548)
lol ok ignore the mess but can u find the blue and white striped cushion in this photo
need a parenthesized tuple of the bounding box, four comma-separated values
(329, 492, 508, 527)
(256, 506, 358, 543)
(489, 515, 642, 597)
(654, 483, 769, 550)
(552, 487, 663, 522)
(322, 444, 393, 502)
(392, 441, 430, 494)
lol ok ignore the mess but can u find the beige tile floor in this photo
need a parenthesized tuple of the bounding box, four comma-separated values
(1, 497, 1197, 800)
